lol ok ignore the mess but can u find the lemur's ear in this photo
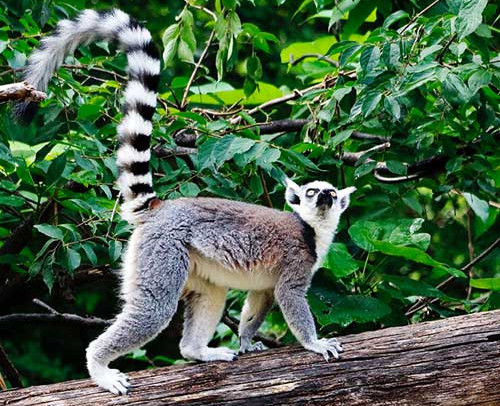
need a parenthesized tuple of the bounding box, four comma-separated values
(285, 178, 301, 206)
(338, 186, 356, 213)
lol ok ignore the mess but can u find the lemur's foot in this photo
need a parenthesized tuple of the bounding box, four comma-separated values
(304, 338, 343, 361)
(239, 340, 267, 354)
(90, 365, 130, 395)
(181, 346, 238, 362)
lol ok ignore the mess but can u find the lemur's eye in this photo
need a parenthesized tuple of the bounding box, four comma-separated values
(330, 190, 337, 199)
(306, 189, 318, 197)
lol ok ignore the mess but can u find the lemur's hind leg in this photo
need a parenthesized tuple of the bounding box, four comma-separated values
(180, 275, 236, 362)
(238, 289, 274, 353)
(86, 232, 189, 395)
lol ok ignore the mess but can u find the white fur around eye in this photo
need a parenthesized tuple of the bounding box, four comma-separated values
(306, 189, 317, 197)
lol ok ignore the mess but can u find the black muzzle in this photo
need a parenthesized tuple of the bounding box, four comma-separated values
(316, 190, 333, 208)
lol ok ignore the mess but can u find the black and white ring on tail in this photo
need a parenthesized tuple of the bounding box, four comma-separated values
(16, 8, 356, 396)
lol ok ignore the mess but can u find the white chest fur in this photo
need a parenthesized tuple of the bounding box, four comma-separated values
(311, 228, 336, 272)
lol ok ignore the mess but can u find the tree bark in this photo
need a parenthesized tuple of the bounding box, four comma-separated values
(1, 310, 499, 406)
(0, 82, 46, 103)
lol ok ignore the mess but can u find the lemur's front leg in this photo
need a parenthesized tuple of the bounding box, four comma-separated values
(274, 273, 343, 361)
(238, 289, 274, 353)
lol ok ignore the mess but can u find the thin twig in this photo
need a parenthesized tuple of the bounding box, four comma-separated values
(259, 169, 273, 208)
(0, 344, 23, 388)
(405, 236, 500, 316)
(401, 0, 441, 33)
(465, 209, 475, 300)
(181, 30, 216, 110)
(0, 298, 111, 327)
(222, 314, 282, 349)
(33, 298, 57, 314)
(0, 313, 111, 327)
(230, 73, 355, 125)
(289, 53, 338, 66)
(437, 33, 457, 63)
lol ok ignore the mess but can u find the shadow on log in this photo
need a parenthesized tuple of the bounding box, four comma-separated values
(1, 310, 499, 406)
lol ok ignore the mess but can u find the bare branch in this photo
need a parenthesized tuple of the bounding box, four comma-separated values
(0, 344, 23, 388)
(33, 298, 58, 314)
(181, 30, 216, 109)
(173, 121, 390, 148)
(341, 142, 391, 165)
(405, 236, 500, 317)
(230, 73, 355, 125)
(0, 312, 111, 327)
(0, 82, 46, 103)
(154, 145, 197, 158)
(351, 131, 391, 142)
(289, 53, 337, 66)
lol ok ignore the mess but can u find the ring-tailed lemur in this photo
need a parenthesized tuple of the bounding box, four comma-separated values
(16, 9, 356, 395)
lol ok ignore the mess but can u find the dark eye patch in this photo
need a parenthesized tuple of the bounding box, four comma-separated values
(306, 188, 319, 197)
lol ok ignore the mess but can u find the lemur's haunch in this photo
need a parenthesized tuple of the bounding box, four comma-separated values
(17, 9, 356, 395)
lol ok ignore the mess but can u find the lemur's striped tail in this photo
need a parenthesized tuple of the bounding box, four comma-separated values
(15, 9, 160, 224)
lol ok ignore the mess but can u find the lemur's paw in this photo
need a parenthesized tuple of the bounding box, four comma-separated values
(92, 367, 130, 395)
(239, 341, 267, 354)
(304, 338, 343, 361)
(182, 346, 238, 362)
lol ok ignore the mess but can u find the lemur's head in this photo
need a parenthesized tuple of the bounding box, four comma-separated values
(285, 179, 356, 226)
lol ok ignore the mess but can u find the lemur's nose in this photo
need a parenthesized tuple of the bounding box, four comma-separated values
(316, 190, 333, 207)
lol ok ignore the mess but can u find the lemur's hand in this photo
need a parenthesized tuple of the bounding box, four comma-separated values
(303, 338, 343, 361)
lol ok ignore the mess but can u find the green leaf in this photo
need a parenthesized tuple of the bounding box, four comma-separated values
(198, 135, 256, 171)
(470, 278, 500, 291)
(76, 104, 102, 122)
(360, 46, 380, 75)
(42, 254, 55, 293)
(109, 240, 123, 263)
(383, 275, 445, 298)
(386, 160, 407, 175)
(468, 70, 492, 95)
(256, 147, 281, 170)
(246, 56, 263, 80)
(309, 288, 391, 327)
(384, 95, 401, 120)
(163, 38, 178, 67)
(371, 241, 465, 277)
(46, 153, 67, 187)
(442, 73, 471, 105)
(463, 192, 489, 223)
(354, 160, 376, 179)
(324, 243, 359, 278)
(35, 224, 64, 241)
(361, 92, 382, 117)
(66, 248, 81, 272)
(456, 0, 488, 40)
(0, 195, 25, 207)
(177, 39, 194, 64)
(227, 11, 242, 36)
(180, 182, 201, 197)
(328, 129, 353, 148)
(82, 243, 98, 265)
(328, 0, 362, 29)
(349, 218, 430, 251)
(383, 10, 409, 28)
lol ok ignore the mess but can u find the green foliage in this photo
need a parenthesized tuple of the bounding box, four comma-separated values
(0, 0, 499, 389)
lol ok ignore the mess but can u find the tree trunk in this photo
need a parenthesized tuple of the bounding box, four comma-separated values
(0, 82, 46, 103)
(1, 310, 499, 406)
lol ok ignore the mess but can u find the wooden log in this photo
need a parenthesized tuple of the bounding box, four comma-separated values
(0, 81, 46, 103)
(1, 310, 499, 405)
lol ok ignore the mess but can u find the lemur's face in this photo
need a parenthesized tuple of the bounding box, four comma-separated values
(285, 179, 356, 223)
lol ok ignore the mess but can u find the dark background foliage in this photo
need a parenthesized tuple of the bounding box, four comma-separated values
(0, 0, 498, 388)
